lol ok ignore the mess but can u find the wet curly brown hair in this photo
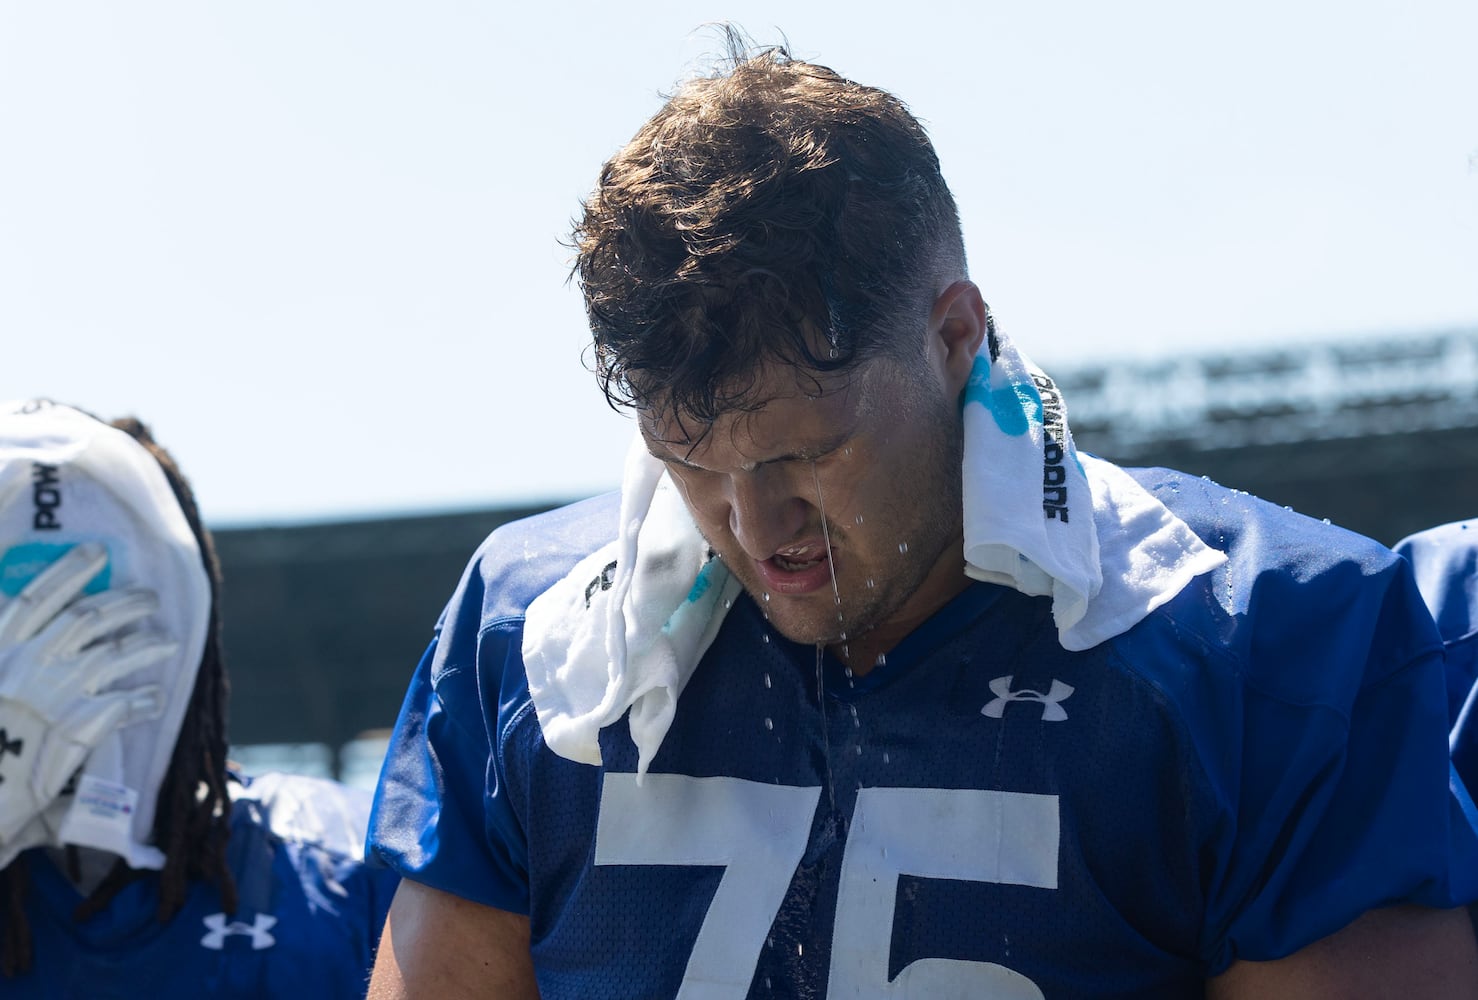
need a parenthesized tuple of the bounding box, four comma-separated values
(572, 28, 968, 427)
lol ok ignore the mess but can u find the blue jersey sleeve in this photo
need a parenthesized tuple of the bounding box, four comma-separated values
(367, 496, 620, 914)
(1144, 503, 1478, 971)
(366, 569, 533, 913)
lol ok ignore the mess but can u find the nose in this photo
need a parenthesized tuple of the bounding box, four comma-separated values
(726, 468, 811, 561)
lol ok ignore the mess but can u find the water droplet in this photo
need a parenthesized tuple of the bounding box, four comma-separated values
(882, 752, 891, 764)
(762, 633, 770, 644)
(762, 592, 771, 602)
(855, 744, 862, 755)
(723, 598, 732, 609)
(843, 447, 852, 457)
(764, 717, 774, 731)
(1321, 517, 1331, 525)
(849, 705, 860, 725)
(797, 944, 804, 957)
(763, 673, 772, 688)
(898, 542, 909, 553)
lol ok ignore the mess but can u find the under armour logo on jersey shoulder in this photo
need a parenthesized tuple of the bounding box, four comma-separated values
(982, 675, 1075, 722)
(201, 913, 277, 950)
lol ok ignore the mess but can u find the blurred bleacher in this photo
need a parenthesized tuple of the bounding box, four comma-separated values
(222, 327, 1478, 781)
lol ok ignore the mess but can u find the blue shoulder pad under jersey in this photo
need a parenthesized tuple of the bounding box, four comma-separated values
(367, 493, 621, 912)
(1395, 519, 1478, 810)
(1116, 472, 1477, 971)
(1396, 519, 1478, 725)
(5, 771, 398, 1000)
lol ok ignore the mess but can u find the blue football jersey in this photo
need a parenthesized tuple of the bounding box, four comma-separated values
(370, 469, 1478, 999)
(7, 772, 398, 1000)
(1395, 520, 1478, 804)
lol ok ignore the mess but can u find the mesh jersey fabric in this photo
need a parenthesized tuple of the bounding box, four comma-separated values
(6, 771, 399, 1000)
(369, 469, 1478, 999)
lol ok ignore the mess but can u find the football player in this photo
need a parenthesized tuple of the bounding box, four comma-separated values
(0, 399, 398, 998)
(366, 36, 1478, 999)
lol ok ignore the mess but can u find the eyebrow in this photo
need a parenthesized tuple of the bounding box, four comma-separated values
(645, 432, 850, 472)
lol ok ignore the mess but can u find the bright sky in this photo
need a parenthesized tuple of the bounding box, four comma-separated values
(2, 1, 1475, 524)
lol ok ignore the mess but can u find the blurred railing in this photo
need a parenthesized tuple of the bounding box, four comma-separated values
(1056, 327, 1478, 458)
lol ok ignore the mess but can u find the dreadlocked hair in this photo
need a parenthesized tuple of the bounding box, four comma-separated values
(572, 25, 967, 427)
(1, 415, 236, 977)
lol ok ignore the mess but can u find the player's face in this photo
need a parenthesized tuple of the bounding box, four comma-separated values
(641, 332, 972, 673)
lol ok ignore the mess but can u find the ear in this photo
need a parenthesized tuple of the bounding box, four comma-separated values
(927, 280, 987, 395)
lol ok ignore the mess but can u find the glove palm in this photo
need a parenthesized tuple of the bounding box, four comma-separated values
(0, 543, 175, 853)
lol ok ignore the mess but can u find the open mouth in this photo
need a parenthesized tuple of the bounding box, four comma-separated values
(758, 542, 836, 594)
(770, 542, 829, 573)
(773, 549, 827, 572)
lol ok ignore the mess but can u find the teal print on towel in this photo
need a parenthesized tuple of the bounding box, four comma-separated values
(684, 561, 718, 604)
(0, 542, 111, 597)
(963, 355, 1043, 437)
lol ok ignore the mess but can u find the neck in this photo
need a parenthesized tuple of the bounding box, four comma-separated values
(830, 546, 971, 677)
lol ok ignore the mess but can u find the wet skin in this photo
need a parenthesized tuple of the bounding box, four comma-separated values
(640, 282, 988, 675)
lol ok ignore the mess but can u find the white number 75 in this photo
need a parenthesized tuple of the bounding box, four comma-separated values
(595, 774, 1056, 998)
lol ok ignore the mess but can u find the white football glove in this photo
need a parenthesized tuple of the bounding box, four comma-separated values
(0, 542, 175, 849)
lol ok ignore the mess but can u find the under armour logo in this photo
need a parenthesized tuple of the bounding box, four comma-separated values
(201, 913, 277, 950)
(982, 675, 1075, 722)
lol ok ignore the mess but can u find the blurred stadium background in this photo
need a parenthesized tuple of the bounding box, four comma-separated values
(225, 326, 1478, 788)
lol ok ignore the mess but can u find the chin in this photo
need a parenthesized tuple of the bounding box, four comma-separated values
(763, 602, 873, 650)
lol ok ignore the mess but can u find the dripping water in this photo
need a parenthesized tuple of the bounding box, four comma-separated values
(811, 462, 844, 617)
(811, 460, 843, 815)
(817, 648, 838, 812)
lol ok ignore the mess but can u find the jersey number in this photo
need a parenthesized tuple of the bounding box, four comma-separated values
(595, 774, 1057, 998)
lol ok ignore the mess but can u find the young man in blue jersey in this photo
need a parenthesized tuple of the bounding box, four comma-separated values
(366, 38, 1478, 999)
(0, 399, 398, 998)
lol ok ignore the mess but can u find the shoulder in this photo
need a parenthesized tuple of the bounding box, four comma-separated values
(443, 493, 622, 633)
(1114, 467, 1441, 701)
(1394, 518, 1478, 644)
(230, 771, 378, 860)
(228, 771, 398, 929)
